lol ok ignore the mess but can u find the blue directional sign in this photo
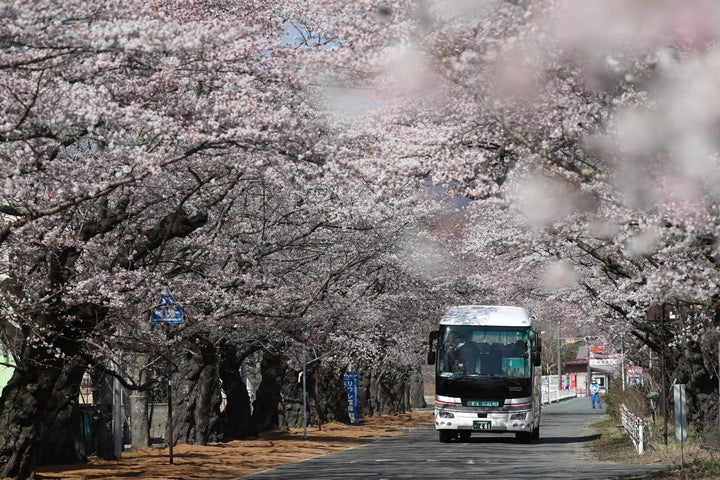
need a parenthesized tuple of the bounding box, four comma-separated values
(343, 371, 360, 424)
(150, 289, 185, 324)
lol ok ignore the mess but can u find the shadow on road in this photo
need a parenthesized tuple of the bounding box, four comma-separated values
(536, 434, 600, 444)
(444, 433, 600, 445)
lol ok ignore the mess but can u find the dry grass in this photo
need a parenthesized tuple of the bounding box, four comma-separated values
(30, 412, 434, 480)
(588, 410, 720, 479)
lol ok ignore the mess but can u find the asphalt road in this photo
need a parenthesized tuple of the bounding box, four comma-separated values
(238, 397, 666, 480)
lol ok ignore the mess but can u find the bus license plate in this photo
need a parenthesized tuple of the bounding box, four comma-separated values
(473, 420, 491, 431)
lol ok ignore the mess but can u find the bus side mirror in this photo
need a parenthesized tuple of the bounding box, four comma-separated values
(428, 331, 439, 365)
(428, 351, 436, 365)
(532, 340, 541, 366)
(532, 351, 541, 367)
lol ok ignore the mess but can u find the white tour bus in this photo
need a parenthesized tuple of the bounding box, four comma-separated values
(427, 305, 542, 443)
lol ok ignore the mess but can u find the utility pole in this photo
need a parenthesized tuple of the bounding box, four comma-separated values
(661, 305, 668, 446)
(648, 303, 670, 446)
(302, 338, 307, 440)
(586, 336, 591, 398)
(167, 372, 174, 464)
(621, 337, 626, 391)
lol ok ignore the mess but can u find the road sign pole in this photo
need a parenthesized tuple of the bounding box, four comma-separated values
(167, 374, 174, 464)
(302, 341, 307, 440)
(149, 289, 184, 464)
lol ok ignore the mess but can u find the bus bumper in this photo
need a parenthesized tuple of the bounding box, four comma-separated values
(434, 400, 535, 433)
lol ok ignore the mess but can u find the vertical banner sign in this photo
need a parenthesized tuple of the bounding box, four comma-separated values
(674, 384, 688, 442)
(343, 371, 360, 424)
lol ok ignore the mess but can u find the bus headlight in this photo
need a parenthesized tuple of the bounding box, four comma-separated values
(437, 410, 455, 419)
(510, 413, 527, 421)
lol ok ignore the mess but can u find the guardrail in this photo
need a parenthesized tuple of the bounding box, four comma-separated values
(620, 404, 649, 454)
(541, 387, 577, 404)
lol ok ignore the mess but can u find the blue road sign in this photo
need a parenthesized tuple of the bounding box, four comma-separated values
(151, 289, 185, 324)
(343, 371, 360, 424)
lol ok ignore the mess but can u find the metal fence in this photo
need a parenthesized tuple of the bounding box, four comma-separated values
(620, 404, 649, 454)
(541, 387, 577, 404)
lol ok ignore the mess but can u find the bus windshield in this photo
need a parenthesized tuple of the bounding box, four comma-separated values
(437, 325, 531, 378)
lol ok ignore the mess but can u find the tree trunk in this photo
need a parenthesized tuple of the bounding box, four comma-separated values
(278, 363, 350, 429)
(171, 335, 223, 445)
(310, 367, 351, 425)
(0, 353, 86, 480)
(407, 368, 426, 410)
(90, 370, 115, 459)
(255, 359, 426, 431)
(38, 355, 89, 464)
(250, 352, 286, 435)
(672, 338, 715, 433)
(218, 345, 253, 439)
(129, 352, 150, 449)
(129, 391, 150, 449)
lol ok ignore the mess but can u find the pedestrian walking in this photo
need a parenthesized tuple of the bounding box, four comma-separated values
(590, 380, 602, 409)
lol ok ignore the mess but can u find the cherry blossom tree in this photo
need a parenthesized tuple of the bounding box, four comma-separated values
(6, 0, 720, 477)
(0, 1, 431, 477)
(274, 0, 720, 433)
(340, 0, 720, 428)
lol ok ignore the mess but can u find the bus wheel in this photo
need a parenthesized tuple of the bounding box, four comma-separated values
(439, 430, 452, 443)
(459, 431, 471, 442)
(515, 431, 533, 444)
(532, 426, 540, 440)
